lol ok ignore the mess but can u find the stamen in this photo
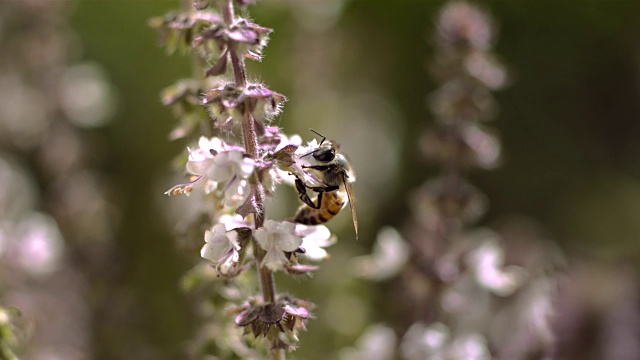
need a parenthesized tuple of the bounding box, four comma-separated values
(164, 175, 203, 196)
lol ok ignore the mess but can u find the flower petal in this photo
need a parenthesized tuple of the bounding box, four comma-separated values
(201, 242, 229, 263)
(201, 224, 234, 262)
(254, 228, 269, 249)
(262, 242, 288, 271)
(186, 156, 215, 176)
(278, 233, 302, 252)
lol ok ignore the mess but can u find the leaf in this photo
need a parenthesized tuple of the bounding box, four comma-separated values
(205, 50, 229, 77)
(235, 188, 259, 218)
(236, 306, 261, 326)
(273, 145, 298, 167)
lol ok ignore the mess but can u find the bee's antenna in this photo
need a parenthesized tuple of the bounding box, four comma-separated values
(300, 150, 315, 158)
(309, 128, 326, 146)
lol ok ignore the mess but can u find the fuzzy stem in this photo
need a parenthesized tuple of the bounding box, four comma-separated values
(222, 1, 282, 358)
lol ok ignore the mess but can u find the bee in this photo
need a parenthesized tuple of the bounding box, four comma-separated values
(292, 130, 358, 240)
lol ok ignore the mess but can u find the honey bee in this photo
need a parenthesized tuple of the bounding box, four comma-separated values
(292, 130, 358, 240)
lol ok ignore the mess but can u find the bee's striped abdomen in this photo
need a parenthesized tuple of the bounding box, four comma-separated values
(294, 190, 346, 225)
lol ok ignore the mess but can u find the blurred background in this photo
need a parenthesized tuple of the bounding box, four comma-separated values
(2, 0, 640, 359)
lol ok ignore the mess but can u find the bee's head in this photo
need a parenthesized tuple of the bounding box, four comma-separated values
(312, 142, 337, 163)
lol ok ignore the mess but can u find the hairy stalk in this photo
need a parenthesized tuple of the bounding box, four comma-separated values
(221, 0, 280, 357)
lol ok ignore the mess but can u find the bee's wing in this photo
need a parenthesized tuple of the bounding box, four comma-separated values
(342, 171, 358, 240)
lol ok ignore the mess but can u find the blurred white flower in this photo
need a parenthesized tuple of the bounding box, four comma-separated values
(465, 230, 525, 296)
(353, 227, 409, 280)
(448, 333, 490, 360)
(464, 52, 507, 90)
(340, 323, 396, 360)
(0, 154, 37, 221)
(438, 1, 493, 50)
(201, 223, 240, 264)
(400, 322, 450, 360)
(441, 273, 490, 316)
(401, 323, 490, 360)
(295, 224, 335, 261)
(0, 75, 47, 149)
(60, 63, 116, 128)
(15, 212, 64, 277)
(254, 220, 301, 271)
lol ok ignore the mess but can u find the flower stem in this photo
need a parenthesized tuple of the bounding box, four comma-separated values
(222, 1, 281, 358)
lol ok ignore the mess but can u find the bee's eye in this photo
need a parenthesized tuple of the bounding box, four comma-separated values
(313, 149, 335, 162)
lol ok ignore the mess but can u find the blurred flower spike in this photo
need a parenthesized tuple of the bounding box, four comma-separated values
(348, 2, 558, 359)
(437, 1, 493, 50)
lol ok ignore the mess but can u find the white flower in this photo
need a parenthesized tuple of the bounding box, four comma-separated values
(272, 134, 315, 187)
(183, 136, 226, 183)
(276, 133, 302, 152)
(254, 220, 302, 271)
(165, 137, 255, 205)
(207, 151, 254, 182)
(295, 224, 335, 261)
(198, 136, 225, 153)
(262, 167, 279, 194)
(220, 176, 250, 208)
(295, 139, 319, 157)
(218, 214, 250, 231)
(201, 223, 240, 264)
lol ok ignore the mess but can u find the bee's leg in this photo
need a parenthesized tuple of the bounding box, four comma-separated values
(308, 184, 339, 193)
(295, 178, 322, 209)
(303, 165, 331, 171)
(304, 184, 340, 210)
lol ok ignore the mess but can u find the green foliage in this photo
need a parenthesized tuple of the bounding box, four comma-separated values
(0, 306, 21, 360)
